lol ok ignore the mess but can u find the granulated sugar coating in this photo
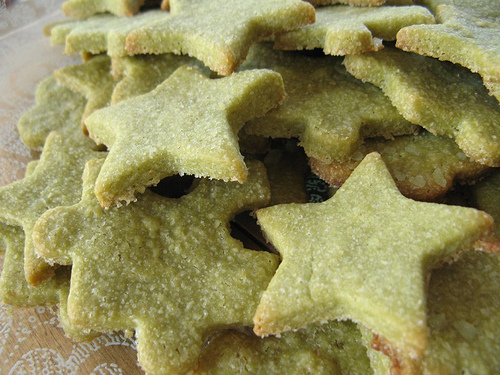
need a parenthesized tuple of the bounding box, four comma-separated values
(274, 5, 434, 55)
(344, 48, 500, 166)
(309, 131, 490, 201)
(84, 65, 285, 207)
(242, 44, 418, 164)
(254, 153, 493, 361)
(125, 0, 315, 76)
(33, 159, 278, 375)
(396, 2, 500, 102)
(0, 133, 105, 286)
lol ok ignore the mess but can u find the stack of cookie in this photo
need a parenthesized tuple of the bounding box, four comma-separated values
(1, 0, 500, 374)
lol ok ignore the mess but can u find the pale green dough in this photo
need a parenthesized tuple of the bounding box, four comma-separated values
(54, 55, 116, 127)
(194, 322, 372, 375)
(84, 65, 285, 207)
(33, 158, 279, 375)
(254, 152, 493, 360)
(416, 0, 500, 22)
(50, 10, 167, 57)
(125, 0, 315, 75)
(17, 76, 94, 151)
(310, 131, 490, 201)
(362, 251, 500, 374)
(110, 53, 202, 104)
(397, 3, 500, 102)
(0, 132, 105, 286)
(309, 0, 413, 5)
(242, 44, 418, 163)
(62, 0, 146, 18)
(471, 169, 500, 235)
(344, 48, 500, 166)
(275, 5, 434, 55)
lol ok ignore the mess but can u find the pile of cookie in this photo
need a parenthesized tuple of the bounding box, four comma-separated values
(1, 0, 500, 374)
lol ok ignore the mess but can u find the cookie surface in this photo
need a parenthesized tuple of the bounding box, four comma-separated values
(309, 131, 490, 201)
(54, 55, 117, 130)
(254, 152, 493, 359)
(274, 5, 434, 55)
(344, 48, 500, 166)
(396, 3, 500, 102)
(33, 158, 279, 375)
(242, 44, 418, 163)
(62, 0, 146, 18)
(125, 0, 315, 75)
(194, 322, 372, 375)
(0, 133, 104, 286)
(85, 65, 285, 207)
(16, 76, 94, 151)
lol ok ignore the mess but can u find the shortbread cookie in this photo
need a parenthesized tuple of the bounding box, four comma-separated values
(274, 5, 434, 55)
(194, 321, 372, 375)
(344, 48, 500, 166)
(242, 44, 418, 164)
(310, 132, 490, 201)
(54, 55, 116, 130)
(62, 0, 146, 18)
(416, 0, 500, 20)
(33, 158, 279, 375)
(110, 53, 200, 104)
(363, 250, 500, 374)
(17, 76, 95, 151)
(125, 0, 315, 75)
(0, 132, 105, 286)
(50, 10, 166, 57)
(84, 66, 285, 207)
(253, 152, 493, 360)
(396, 3, 500, 102)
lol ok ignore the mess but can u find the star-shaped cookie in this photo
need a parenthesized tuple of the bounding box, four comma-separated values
(274, 5, 434, 55)
(16, 76, 95, 151)
(33, 158, 279, 375)
(84, 65, 285, 207)
(344, 48, 500, 166)
(253, 152, 493, 359)
(0, 132, 104, 286)
(125, 0, 315, 75)
(241, 44, 418, 164)
(54, 55, 116, 130)
(396, 3, 500, 102)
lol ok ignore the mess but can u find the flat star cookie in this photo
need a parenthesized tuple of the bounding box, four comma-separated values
(16, 76, 95, 151)
(309, 131, 490, 201)
(308, 0, 412, 5)
(396, 3, 500, 102)
(54, 55, 116, 132)
(364, 251, 500, 374)
(33, 158, 279, 375)
(274, 5, 434, 55)
(242, 44, 418, 163)
(194, 322, 372, 375)
(110, 53, 201, 104)
(253, 152, 493, 359)
(62, 0, 147, 18)
(0, 132, 104, 286)
(125, 0, 315, 75)
(84, 65, 285, 207)
(344, 48, 500, 166)
(50, 10, 166, 57)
